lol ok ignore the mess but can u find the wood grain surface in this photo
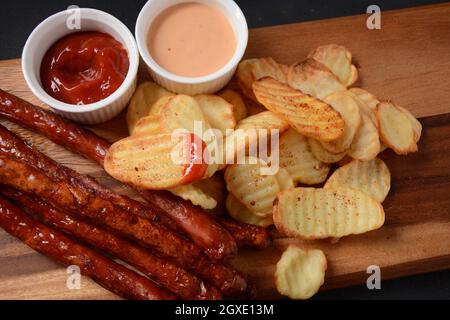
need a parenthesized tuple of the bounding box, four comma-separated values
(0, 3, 449, 299)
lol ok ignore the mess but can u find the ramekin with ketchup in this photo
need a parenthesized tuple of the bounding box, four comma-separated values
(22, 8, 139, 124)
(135, 0, 248, 95)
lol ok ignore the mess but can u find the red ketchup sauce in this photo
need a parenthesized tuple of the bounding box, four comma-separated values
(40, 31, 129, 105)
(180, 133, 208, 185)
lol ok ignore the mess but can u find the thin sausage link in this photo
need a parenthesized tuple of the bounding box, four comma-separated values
(1, 187, 222, 300)
(0, 125, 247, 296)
(0, 194, 177, 300)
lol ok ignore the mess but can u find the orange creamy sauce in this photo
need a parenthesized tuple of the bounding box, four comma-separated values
(147, 2, 236, 77)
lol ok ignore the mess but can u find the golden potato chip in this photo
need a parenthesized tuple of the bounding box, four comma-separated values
(224, 157, 293, 216)
(308, 44, 358, 87)
(252, 58, 288, 83)
(126, 82, 172, 134)
(169, 184, 217, 210)
(253, 77, 345, 142)
(235, 59, 257, 100)
(325, 158, 391, 202)
(308, 138, 347, 163)
(226, 193, 273, 227)
(236, 58, 287, 102)
(148, 94, 175, 117)
(275, 246, 327, 300)
(193, 174, 227, 214)
(377, 102, 418, 155)
(132, 115, 161, 136)
(397, 106, 422, 143)
(159, 94, 220, 177)
(348, 111, 380, 161)
(278, 63, 290, 78)
(222, 111, 289, 164)
(274, 187, 385, 239)
(342, 89, 380, 160)
(275, 167, 296, 191)
(105, 132, 207, 190)
(194, 94, 236, 135)
(160, 94, 211, 134)
(218, 89, 248, 122)
(346, 88, 379, 127)
(287, 58, 346, 100)
(348, 88, 380, 110)
(279, 129, 330, 185)
(237, 111, 289, 132)
(320, 92, 361, 153)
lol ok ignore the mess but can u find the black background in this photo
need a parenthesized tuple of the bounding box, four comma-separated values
(0, 0, 449, 299)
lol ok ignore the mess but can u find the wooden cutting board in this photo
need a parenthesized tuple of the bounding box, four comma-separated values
(0, 3, 449, 299)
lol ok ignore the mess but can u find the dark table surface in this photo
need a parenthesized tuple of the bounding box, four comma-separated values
(0, 0, 449, 300)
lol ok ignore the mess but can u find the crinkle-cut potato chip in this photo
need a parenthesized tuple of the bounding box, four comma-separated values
(192, 174, 227, 214)
(222, 111, 289, 164)
(148, 94, 175, 117)
(105, 133, 207, 190)
(278, 63, 290, 78)
(346, 88, 379, 127)
(274, 187, 385, 239)
(253, 77, 345, 142)
(397, 106, 422, 143)
(348, 111, 380, 161)
(235, 59, 257, 100)
(320, 92, 361, 154)
(237, 111, 289, 132)
(253, 167, 295, 218)
(348, 88, 380, 110)
(132, 115, 161, 137)
(308, 44, 358, 87)
(126, 82, 172, 134)
(275, 246, 327, 300)
(287, 58, 346, 100)
(160, 94, 212, 134)
(159, 94, 219, 177)
(224, 157, 293, 216)
(194, 94, 236, 134)
(275, 167, 296, 191)
(377, 102, 418, 155)
(236, 57, 287, 102)
(279, 129, 330, 185)
(218, 89, 248, 122)
(169, 184, 218, 210)
(324, 158, 391, 202)
(226, 194, 274, 227)
(308, 138, 347, 163)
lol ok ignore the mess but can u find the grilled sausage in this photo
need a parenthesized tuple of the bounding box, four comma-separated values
(0, 89, 239, 261)
(0, 89, 267, 252)
(0, 124, 247, 296)
(1, 187, 222, 300)
(0, 194, 176, 300)
(217, 218, 272, 250)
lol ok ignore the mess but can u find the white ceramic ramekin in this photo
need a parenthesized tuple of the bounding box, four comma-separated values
(22, 8, 139, 124)
(135, 0, 248, 95)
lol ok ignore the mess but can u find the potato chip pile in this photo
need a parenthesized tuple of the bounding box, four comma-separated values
(105, 44, 422, 299)
(233, 44, 421, 299)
